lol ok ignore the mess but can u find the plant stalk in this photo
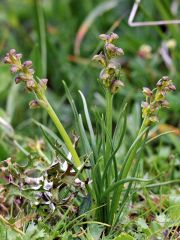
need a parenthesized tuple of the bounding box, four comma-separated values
(39, 94, 81, 168)
(103, 90, 113, 223)
(105, 90, 113, 164)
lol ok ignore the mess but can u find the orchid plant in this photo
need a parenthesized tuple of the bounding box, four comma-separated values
(2, 33, 176, 233)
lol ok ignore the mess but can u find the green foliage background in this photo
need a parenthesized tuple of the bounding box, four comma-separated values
(0, 0, 179, 239)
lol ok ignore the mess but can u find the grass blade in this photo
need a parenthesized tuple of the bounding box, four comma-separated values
(74, 0, 119, 55)
(102, 105, 127, 182)
(78, 114, 93, 159)
(79, 90, 97, 157)
(34, 0, 47, 77)
(63, 81, 93, 158)
(101, 177, 152, 200)
(109, 127, 149, 224)
(33, 119, 68, 154)
(113, 130, 149, 227)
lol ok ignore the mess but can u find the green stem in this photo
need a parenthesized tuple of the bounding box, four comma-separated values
(103, 90, 113, 223)
(105, 90, 113, 163)
(39, 94, 81, 168)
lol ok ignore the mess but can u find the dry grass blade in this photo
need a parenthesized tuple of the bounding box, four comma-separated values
(74, 0, 119, 55)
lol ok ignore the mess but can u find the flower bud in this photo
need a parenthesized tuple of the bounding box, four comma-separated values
(29, 68, 35, 75)
(4, 56, 11, 64)
(105, 43, 124, 57)
(26, 80, 36, 91)
(168, 84, 176, 91)
(99, 69, 111, 87)
(142, 76, 175, 125)
(9, 49, 16, 55)
(23, 60, 32, 67)
(107, 63, 116, 75)
(16, 53, 22, 60)
(15, 77, 21, 84)
(149, 115, 159, 123)
(29, 100, 40, 109)
(18, 72, 32, 81)
(110, 80, 124, 94)
(161, 100, 170, 108)
(115, 47, 124, 56)
(161, 76, 169, 81)
(110, 32, 119, 42)
(92, 53, 106, 66)
(4, 49, 22, 67)
(107, 61, 121, 76)
(99, 32, 119, 43)
(102, 79, 111, 88)
(142, 87, 153, 97)
(99, 72, 110, 88)
(10, 65, 18, 73)
(141, 101, 149, 109)
(99, 69, 109, 81)
(99, 34, 110, 42)
(156, 80, 162, 87)
(39, 78, 48, 90)
(105, 43, 116, 53)
(157, 77, 176, 93)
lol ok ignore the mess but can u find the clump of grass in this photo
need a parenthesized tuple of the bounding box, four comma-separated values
(2, 33, 176, 236)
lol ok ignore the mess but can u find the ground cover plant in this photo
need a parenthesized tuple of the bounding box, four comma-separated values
(0, 1, 180, 239)
(0, 31, 180, 239)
